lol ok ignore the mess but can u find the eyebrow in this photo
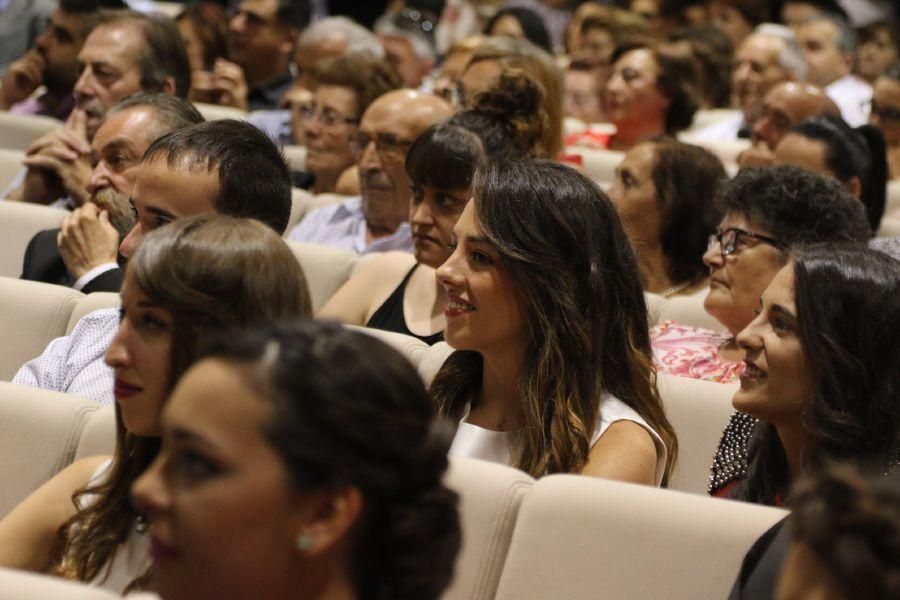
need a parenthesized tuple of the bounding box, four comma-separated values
(465, 234, 491, 245)
(146, 205, 177, 221)
(101, 139, 138, 156)
(170, 426, 220, 452)
(769, 304, 797, 324)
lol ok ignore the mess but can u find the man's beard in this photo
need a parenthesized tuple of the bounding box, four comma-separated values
(91, 186, 137, 242)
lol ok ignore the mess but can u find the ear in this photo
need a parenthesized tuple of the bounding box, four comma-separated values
(159, 76, 177, 97)
(279, 28, 299, 59)
(846, 175, 862, 199)
(291, 486, 364, 557)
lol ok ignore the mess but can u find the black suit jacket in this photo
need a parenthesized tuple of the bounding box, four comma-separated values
(21, 228, 124, 293)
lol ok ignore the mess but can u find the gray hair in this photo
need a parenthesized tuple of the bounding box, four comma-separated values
(299, 16, 384, 58)
(373, 15, 436, 65)
(754, 23, 808, 81)
(803, 12, 858, 54)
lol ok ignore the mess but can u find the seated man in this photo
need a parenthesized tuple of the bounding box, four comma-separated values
(20, 93, 204, 292)
(286, 89, 451, 254)
(0, 0, 104, 120)
(737, 81, 840, 168)
(6, 9, 190, 207)
(12, 120, 292, 404)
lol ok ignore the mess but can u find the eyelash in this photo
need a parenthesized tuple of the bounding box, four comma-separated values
(172, 448, 219, 483)
(471, 250, 492, 265)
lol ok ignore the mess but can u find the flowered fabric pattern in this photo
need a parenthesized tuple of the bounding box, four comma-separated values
(651, 321, 744, 383)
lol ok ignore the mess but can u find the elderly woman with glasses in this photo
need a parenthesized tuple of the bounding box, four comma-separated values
(291, 54, 401, 194)
(652, 165, 870, 385)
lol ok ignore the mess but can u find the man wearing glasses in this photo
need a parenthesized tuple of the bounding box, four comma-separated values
(287, 89, 451, 254)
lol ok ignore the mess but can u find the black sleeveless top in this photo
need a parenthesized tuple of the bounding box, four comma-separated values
(366, 265, 445, 345)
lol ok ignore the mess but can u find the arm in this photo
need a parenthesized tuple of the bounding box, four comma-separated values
(580, 420, 658, 485)
(0, 456, 109, 572)
(317, 253, 417, 323)
(79, 267, 123, 294)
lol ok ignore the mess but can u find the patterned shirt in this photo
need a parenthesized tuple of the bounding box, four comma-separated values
(651, 321, 745, 383)
(12, 308, 117, 405)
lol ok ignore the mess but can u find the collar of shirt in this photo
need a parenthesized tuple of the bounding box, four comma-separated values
(247, 72, 294, 112)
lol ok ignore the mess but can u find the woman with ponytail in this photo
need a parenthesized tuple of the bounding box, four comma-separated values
(132, 320, 461, 600)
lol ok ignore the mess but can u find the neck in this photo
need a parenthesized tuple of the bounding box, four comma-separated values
(637, 244, 677, 295)
(312, 170, 340, 194)
(611, 117, 666, 151)
(474, 348, 524, 431)
(775, 422, 810, 484)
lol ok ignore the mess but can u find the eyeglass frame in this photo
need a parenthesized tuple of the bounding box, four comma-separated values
(707, 227, 786, 258)
(349, 131, 415, 162)
(296, 104, 359, 129)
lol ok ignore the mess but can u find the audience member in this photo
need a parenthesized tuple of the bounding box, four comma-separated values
(738, 81, 840, 167)
(0, 0, 55, 75)
(720, 244, 899, 506)
(664, 25, 733, 109)
(564, 57, 605, 124)
(296, 54, 401, 193)
(175, 2, 228, 73)
(780, 0, 848, 31)
(603, 42, 698, 150)
(12, 120, 294, 404)
(774, 115, 887, 231)
(610, 137, 726, 297)
(374, 10, 436, 89)
(20, 94, 204, 292)
(286, 90, 452, 253)
(653, 166, 870, 384)
(431, 34, 483, 107)
(192, 0, 308, 111)
(690, 25, 805, 141)
(484, 6, 552, 53)
(566, 3, 648, 60)
(870, 62, 900, 179)
(0, 215, 311, 593)
(7, 10, 191, 207)
(0, 0, 104, 119)
(319, 69, 547, 343)
(461, 36, 563, 157)
(795, 11, 872, 125)
(293, 15, 384, 93)
(707, 0, 770, 50)
(132, 320, 460, 600)
(856, 21, 899, 83)
(432, 159, 677, 485)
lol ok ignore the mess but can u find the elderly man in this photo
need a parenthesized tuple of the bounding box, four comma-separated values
(13, 120, 293, 404)
(737, 81, 840, 168)
(286, 89, 452, 254)
(192, 0, 308, 111)
(7, 10, 190, 207)
(690, 24, 805, 141)
(20, 94, 204, 292)
(0, 0, 105, 119)
(796, 12, 872, 126)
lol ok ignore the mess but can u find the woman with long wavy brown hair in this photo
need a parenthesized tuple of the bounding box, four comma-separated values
(432, 159, 677, 484)
(0, 215, 311, 592)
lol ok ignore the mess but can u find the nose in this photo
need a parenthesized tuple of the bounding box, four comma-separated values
(104, 318, 132, 370)
(86, 161, 111, 195)
(35, 29, 52, 51)
(357, 138, 382, 172)
(410, 197, 434, 225)
(733, 62, 751, 84)
(73, 67, 95, 102)
(735, 310, 765, 353)
(703, 238, 724, 270)
(119, 223, 141, 258)
(131, 453, 170, 522)
(230, 12, 247, 35)
(436, 246, 465, 291)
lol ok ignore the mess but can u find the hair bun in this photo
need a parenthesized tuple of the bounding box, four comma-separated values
(471, 68, 545, 121)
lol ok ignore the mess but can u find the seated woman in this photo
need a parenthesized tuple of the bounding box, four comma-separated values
(723, 244, 899, 505)
(870, 63, 900, 180)
(131, 321, 461, 600)
(652, 166, 870, 385)
(432, 158, 676, 485)
(483, 7, 553, 53)
(318, 70, 547, 344)
(610, 137, 725, 297)
(601, 42, 699, 151)
(774, 115, 888, 232)
(292, 54, 402, 193)
(0, 216, 311, 592)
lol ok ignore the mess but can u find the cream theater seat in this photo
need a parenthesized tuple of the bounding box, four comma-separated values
(0, 148, 25, 192)
(0, 112, 60, 152)
(285, 242, 360, 312)
(0, 200, 68, 279)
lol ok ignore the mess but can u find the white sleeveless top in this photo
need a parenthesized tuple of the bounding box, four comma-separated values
(74, 459, 152, 593)
(448, 392, 668, 486)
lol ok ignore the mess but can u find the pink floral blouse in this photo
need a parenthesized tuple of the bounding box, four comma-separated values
(650, 321, 745, 383)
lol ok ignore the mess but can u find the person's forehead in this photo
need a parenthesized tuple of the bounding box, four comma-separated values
(739, 35, 782, 63)
(360, 96, 426, 132)
(618, 48, 658, 73)
(80, 22, 142, 64)
(92, 107, 157, 151)
(800, 19, 839, 44)
(52, 8, 84, 36)
(239, 0, 279, 20)
(134, 159, 219, 214)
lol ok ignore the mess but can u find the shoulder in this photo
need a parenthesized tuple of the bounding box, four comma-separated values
(356, 252, 417, 281)
(71, 308, 120, 337)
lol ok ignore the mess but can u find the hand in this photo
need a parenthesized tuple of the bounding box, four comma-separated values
(22, 110, 92, 205)
(736, 142, 775, 169)
(57, 203, 120, 280)
(188, 70, 218, 104)
(210, 59, 249, 111)
(0, 50, 46, 109)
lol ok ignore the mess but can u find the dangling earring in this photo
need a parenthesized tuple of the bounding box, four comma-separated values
(296, 533, 314, 552)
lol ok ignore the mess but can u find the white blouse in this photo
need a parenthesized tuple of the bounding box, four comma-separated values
(448, 392, 668, 485)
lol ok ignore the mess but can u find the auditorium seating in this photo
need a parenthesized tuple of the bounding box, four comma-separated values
(287, 188, 348, 232)
(282, 144, 307, 172)
(564, 146, 623, 184)
(492, 475, 786, 600)
(0, 112, 60, 152)
(285, 242, 360, 311)
(192, 102, 247, 122)
(0, 148, 25, 193)
(66, 293, 120, 335)
(654, 289, 726, 331)
(0, 201, 68, 279)
(0, 277, 82, 381)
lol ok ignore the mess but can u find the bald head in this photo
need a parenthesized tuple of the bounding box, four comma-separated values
(753, 82, 840, 150)
(356, 90, 452, 236)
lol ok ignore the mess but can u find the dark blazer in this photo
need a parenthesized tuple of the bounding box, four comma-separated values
(728, 519, 789, 600)
(21, 228, 124, 293)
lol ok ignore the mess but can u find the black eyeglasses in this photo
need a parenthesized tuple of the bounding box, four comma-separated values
(708, 228, 785, 258)
(350, 132, 415, 161)
(297, 104, 358, 129)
